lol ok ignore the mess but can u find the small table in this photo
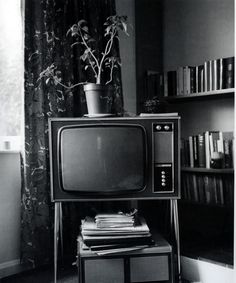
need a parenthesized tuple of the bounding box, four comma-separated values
(77, 233, 174, 283)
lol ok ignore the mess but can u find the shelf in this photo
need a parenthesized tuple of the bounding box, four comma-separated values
(179, 199, 233, 209)
(181, 167, 234, 174)
(164, 88, 235, 103)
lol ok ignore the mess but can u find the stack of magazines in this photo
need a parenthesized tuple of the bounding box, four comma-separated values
(80, 210, 154, 255)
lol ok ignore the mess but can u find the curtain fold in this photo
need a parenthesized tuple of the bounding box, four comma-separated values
(22, 0, 123, 267)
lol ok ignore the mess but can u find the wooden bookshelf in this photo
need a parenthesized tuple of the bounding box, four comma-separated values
(181, 167, 234, 174)
(164, 88, 234, 103)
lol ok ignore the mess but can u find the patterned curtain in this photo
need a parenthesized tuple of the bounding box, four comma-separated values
(22, 0, 123, 267)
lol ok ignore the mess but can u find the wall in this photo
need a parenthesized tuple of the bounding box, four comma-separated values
(0, 152, 22, 278)
(116, 0, 137, 115)
(163, 0, 234, 137)
(135, 0, 163, 114)
(181, 256, 234, 283)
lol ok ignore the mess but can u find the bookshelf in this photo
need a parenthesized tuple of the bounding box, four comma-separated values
(181, 167, 234, 174)
(135, 0, 234, 280)
(165, 89, 235, 103)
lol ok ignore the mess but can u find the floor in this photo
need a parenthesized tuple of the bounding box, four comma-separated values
(1, 264, 190, 283)
(1, 265, 78, 283)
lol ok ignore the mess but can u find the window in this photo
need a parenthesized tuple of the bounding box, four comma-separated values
(0, 0, 23, 151)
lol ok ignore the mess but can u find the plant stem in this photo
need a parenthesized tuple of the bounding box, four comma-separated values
(98, 29, 116, 84)
(48, 70, 86, 89)
(78, 28, 99, 78)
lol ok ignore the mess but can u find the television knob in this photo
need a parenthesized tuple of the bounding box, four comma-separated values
(164, 125, 170, 131)
(162, 182, 166, 187)
(156, 125, 162, 131)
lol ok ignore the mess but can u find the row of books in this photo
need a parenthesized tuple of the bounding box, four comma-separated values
(80, 211, 153, 255)
(181, 131, 234, 169)
(165, 56, 234, 97)
(182, 173, 234, 206)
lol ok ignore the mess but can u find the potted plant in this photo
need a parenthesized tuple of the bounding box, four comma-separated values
(39, 15, 129, 115)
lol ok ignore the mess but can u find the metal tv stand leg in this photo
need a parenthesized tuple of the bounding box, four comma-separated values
(170, 199, 181, 283)
(54, 202, 61, 283)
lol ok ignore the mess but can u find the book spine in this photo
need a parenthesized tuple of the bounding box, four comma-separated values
(183, 66, 191, 95)
(223, 56, 234, 89)
(204, 62, 208, 92)
(204, 131, 211, 169)
(196, 66, 199, 93)
(216, 58, 223, 90)
(163, 72, 168, 97)
(197, 175, 206, 203)
(189, 136, 194, 167)
(203, 175, 211, 203)
(190, 66, 196, 93)
(193, 135, 198, 167)
(192, 174, 199, 202)
(212, 59, 217, 91)
(207, 60, 212, 91)
(198, 134, 206, 167)
(177, 67, 184, 95)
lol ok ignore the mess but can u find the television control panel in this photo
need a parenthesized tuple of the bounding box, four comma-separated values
(153, 123, 174, 193)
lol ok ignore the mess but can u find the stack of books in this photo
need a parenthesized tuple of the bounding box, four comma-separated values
(181, 131, 234, 169)
(80, 211, 153, 255)
(164, 56, 234, 97)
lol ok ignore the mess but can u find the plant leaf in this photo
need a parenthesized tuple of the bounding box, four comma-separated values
(78, 19, 87, 27)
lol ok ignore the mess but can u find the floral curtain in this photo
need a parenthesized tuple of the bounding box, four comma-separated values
(22, 0, 123, 267)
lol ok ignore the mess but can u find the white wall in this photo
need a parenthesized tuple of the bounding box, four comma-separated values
(116, 0, 137, 115)
(181, 256, 234, 283)
(0, 152, 22, 278)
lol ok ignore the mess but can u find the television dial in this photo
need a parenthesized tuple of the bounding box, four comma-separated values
(164, 125, 170, 130)
(155, 125, 162, 130)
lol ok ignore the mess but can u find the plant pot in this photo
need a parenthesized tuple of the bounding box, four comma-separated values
(83, 83, 113, 115)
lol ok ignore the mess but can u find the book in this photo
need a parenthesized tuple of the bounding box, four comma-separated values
(197, 65, 204, 92)
(197, 133, 206, 167)
(211, 59, 217, 91)
(163, 72, 168, 97)
(193, 135, 199, 167)
(204, 61, 208, 92)
(204, 131, 211, 169)
(223, 56, 234, 89)
(208, 60, 212, 91)
(215, 176, 224, 205)
(183, 66, 191, 95)
(191, 174, 199, 202)
(196, 175, 206, 203)
(188, 136, 194, 168)
(209, 131, 220, 154)
(81, 216, 150, 235)
(195, 66, 199, 93)
(216, 58, 223, 90)
(177, 66, 184, 95)
(189, 66, 196, 93)
(203, 175, 212, 204)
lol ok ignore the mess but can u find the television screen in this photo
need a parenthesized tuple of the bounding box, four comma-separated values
(59, 125, 146, 193)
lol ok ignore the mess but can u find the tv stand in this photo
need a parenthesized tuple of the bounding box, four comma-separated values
(53, 199, 181, 283)
(77, 232, 174, 283)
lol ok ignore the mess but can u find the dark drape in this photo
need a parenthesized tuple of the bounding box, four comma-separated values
(22, 0, 123, 267)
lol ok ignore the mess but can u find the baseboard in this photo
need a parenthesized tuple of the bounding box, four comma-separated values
(181, 256, 234, 283)
(0, 259, 29, 279)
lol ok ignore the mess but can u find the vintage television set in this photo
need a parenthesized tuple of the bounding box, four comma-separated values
(49, 116, 180, 201)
